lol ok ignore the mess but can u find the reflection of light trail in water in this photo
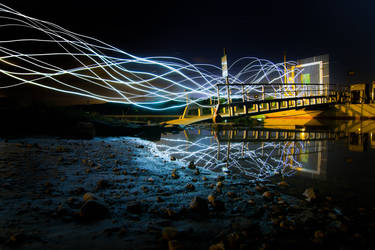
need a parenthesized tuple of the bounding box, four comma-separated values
(0, 4, 304, 110)
(150, 136, 306, 181)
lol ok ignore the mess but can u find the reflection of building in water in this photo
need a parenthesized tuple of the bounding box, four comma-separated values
(349, 133, 368, 152)
(292, 140, 328, 180)
(336, 120, 375, 152)
(153, 127, 332, 181)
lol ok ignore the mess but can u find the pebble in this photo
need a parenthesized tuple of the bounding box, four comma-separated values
(186, 183, 195, 191)
(209, 242, 225, 250)
(303, 188, 317, 202)
(126, 201, 142, 214)
(278, 181, 288, 187)
(189, 196, 208, 214)
(162, 227, 178, 240)
(168, 240, 183, 250)
(262, 191, 273, 199)
(96, 179, 110, 190)
(314, 230, 324, 239)
(80, 200, 108, 220)
(208, 194, 215, 204)
(83, 192, 97, 201)
(247, 199, 255, 205)
(188, 161, 196, 169)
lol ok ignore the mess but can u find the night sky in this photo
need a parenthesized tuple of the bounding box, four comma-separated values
(2, 0, 375, 85)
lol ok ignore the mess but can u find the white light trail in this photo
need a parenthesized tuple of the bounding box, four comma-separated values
(148, 132, 320, 181)
(0, 4, 303, 110)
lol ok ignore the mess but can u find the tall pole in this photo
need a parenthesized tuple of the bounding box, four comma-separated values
(217, 85, 220, 104)
(242, 85, 247, 114)
(222, 48, 232, 116)
(283, 52, 287, 99)
(185, 89, 189, 105)
(284, 52, 287, 84)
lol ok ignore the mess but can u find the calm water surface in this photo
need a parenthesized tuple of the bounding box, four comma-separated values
(153, 120, 375, 206)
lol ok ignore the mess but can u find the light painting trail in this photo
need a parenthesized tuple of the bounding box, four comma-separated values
(0, 3, 304, 110)
(148, 129, 327, 181)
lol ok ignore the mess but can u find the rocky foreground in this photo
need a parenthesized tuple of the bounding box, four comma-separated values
(0, 137, 374, 250)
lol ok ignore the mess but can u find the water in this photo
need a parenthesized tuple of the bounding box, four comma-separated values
(153, 120, 375, 206)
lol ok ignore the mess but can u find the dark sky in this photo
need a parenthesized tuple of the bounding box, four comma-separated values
(2, 0, 375, 85)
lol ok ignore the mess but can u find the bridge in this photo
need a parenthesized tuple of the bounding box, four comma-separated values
(164, 83, 343, 126)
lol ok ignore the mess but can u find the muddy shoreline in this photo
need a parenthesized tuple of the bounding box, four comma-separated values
(0, 137, 374, 250)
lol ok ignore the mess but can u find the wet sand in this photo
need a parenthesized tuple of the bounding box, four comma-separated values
(0, 137, 374, 249)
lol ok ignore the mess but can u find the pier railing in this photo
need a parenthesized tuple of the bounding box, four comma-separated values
(180, 83, 341, 120)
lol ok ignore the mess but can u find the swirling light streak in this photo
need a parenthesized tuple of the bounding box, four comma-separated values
(149, 134, 315, 181)
(0, 4, 306, 110)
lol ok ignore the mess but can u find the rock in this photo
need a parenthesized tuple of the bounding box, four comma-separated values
(262, 191, 273, 200)
(246, 190, 255, 195)
(208, 194, 224, 210)
(168, 240, 183, 250)
(162, 227, 178, 240)
(226, 232, 240, 249)
(216, 181, 223, 188)
(217, 176, 225, 181)
(103, 227, 121, 236)
(277, 199, 286, 205)
(303, 188, 317, 202)
(194, 169, 200, 175)
(255, 184, 264, 192)
(156, 196, 163, 202)
(212, 199, 225, 211)
(56, 203, 74, 217)
(188, 161, 196, 169)
(328, 212, 337, 220)
(325, 196, 333, 201)
(186, 183, 195, 192)
(164, 208, 176, 218)
(56, 145, 66, 152)
(209, 242, 225, 250)
(126, 201, 142, 214)
(66, 197, 81, 209)
(202, 176, 208, 181)
(314, 230, 324, 239)
(278, 181, 288, 187)
(141, 186, 149, 193)
(6, 232, 30, 246)
(118, 227, 127, 236)
(170, 156, 176, 161)
(247, 199, 255, 205)
(44, 182, 53, 188)
(70, 186, 86, 195)
(171, 171, 179, 179)
(96, 179, 110, 190)
(189, 196, 208, 214)
(80, 200, 108, 220)
(83, 192, 97, 202)
(227, 192, 236, 198)
(208, 194, 215, 204)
